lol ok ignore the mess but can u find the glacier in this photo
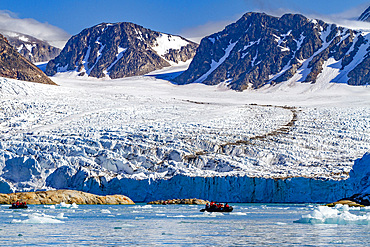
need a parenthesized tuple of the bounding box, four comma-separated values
(0, 62, 369, 202)
(38, 152, 370, 203)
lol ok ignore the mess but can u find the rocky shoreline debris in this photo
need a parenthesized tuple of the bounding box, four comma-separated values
(147, 198, 209, 205)
(0, 190, 134, 205)
(326, 193, 370, 207)
(326, 199, 365, 207)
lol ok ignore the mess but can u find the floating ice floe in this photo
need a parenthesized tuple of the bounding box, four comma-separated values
(56, 213, 67, 219)
(101, 209, 111, 214)
(55, 202, 78, 209)
(232, 212, 248, 216)
(167, 215, 187, 218)
(11, 213, 64, 224)
(136, 205, 152, 209)
(294, 206, 370, 225)
(334, 204, 370, 211)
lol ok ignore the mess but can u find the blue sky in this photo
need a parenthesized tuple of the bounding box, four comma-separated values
(1, 0, 370, 40)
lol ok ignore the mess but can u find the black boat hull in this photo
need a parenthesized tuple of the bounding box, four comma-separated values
(9, 205, 28, 209)
(200, 206, 233, 212)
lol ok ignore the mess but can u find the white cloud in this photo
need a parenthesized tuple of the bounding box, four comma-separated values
(0, 10, 70, 49)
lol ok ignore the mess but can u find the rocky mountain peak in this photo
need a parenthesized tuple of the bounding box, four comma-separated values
(0, 30, 61, 63)
(45, 22, 198, 79)
(0, 33, 56, 85)
(174, 12, 370, 90)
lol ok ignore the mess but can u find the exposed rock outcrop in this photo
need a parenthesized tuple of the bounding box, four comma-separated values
(147, 198, 209, 205)
(174, 12, 370, 90)
(0, 33, 56, 85)
(0, 189, 134, 204)
(1, 30, 61, 63)
(45, 22, 198, 79)
(326, 199, 366, 207)
(346, 194, 370, 206)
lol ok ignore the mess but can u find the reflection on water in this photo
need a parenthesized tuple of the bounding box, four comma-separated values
(0, 203, 369, 246)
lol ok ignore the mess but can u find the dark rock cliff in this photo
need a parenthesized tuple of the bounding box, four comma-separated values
(0, 34, 56, 85)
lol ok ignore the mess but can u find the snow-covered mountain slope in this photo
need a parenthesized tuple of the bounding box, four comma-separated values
(1, 30, 60, 63)
(45, 22, 198, 79)
(0, 62, 369, 201)
(174, 12, 370, 90)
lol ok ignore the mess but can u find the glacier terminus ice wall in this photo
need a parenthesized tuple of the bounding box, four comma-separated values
(1, 153, 368, 203)
(60, 152, 370, 203)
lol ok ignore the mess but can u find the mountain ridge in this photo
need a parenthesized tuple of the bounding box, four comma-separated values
(0, 33, 56, 85)
(174, 12, 370, 90)
(0, 30, 61, 63)
(45, 22, 198, 79)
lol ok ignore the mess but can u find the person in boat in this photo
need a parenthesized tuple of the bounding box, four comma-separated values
(205, 203, 210, 209)
(225, 203, 229, 208)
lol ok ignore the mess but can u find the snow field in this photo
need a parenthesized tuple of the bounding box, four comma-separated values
(151, 33, 190, 57)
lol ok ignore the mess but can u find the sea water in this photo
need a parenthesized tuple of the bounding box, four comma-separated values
(0, 203, 369, 246)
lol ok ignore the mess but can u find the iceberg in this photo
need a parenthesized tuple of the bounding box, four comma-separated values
(294, 206, 370, 225)
(11, 213, 65, 224)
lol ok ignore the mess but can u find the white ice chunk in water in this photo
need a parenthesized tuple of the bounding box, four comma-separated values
(56, 213, 67, 219)
(55, 202, 78, 209)
(56, 202, 71, 208)
(11, 213, 65, 224)
(101, 209, 111, 214)
(294, 206, 370, 225)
